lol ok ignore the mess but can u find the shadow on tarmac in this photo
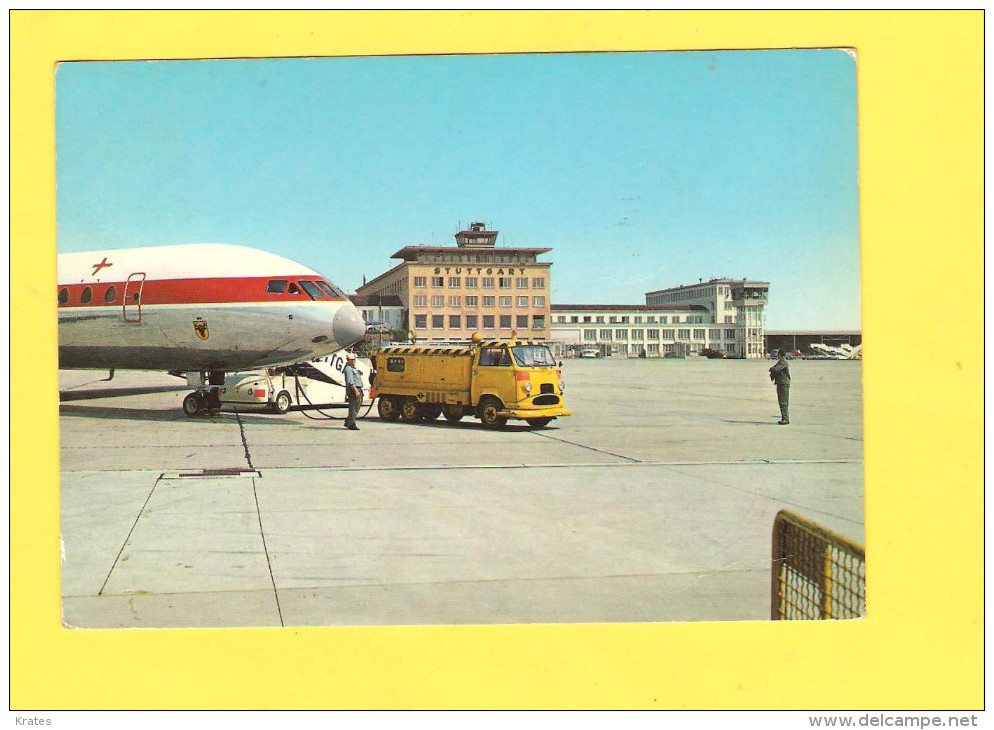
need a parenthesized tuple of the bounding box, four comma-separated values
(722, 419, 786, 426)
(58, 404, 294, 425)
(365, 417, 560, 433)
(58, 385, 189, 402)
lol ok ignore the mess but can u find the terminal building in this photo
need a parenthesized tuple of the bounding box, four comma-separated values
(349, 293, 405, 336)
(354, 222, 553, 343)
(550, 278, 770, 359)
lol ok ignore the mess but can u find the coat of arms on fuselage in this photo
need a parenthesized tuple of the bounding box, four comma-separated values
(193, 320, 209, 340)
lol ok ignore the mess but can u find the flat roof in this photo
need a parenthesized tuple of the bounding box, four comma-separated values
(392, 245, 552, 259)
(350, 294, 404, 307)
(645, 279, 770, 295)
(766, 330, 861, 336)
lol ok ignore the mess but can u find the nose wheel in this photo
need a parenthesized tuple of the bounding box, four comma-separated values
(182, 387, 222, 417)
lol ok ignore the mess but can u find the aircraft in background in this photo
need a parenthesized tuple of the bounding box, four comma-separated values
(809, 342, 862, 360)
(57, 243, 366, 416)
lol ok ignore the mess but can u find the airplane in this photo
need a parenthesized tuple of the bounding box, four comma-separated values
(809, 342, 861, 360)
(57, 243, 367, 416)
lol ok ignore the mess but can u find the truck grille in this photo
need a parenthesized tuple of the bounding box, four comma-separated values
(532, 395, 560, 406)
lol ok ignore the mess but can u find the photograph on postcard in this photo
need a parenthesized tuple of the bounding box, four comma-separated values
(56, 49, 863, 629)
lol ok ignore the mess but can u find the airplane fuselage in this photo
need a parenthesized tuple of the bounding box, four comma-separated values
(57, 244, 366, 373)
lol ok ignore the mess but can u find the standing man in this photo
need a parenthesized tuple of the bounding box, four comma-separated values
(769, 351, 791, 425)
(343, 352, 363, 431)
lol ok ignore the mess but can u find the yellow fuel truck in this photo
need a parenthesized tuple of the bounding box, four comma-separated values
(371, 334, 570, 428)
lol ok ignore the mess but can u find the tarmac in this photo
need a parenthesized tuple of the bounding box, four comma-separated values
(59, 357, 864, 628)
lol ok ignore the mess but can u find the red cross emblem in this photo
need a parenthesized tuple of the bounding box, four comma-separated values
(91, 257, 113, 276)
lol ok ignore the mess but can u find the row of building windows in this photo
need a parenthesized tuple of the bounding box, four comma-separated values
(413, 295, 546, 308)
(416, 253, 537, 265)
(582, 328, 736, 342)
(555, 314, 709, 325)
(649, 284, 733, 303)
(598, 342, 738, 355)
(414, 314, 547, 330)
(414, 276, 546, 289)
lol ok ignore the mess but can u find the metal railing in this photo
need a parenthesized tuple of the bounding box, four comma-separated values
(771, 510, 865, 620)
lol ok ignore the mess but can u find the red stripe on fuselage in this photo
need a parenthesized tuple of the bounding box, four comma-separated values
(56, 276, 347, 308)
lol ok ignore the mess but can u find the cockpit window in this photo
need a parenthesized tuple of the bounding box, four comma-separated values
(512, 346, 558, 368)
(267, 280, 288, 294)
(288, 283, 301, 294)
(298, 280, 324, 299)
(315, 280, 341, 299)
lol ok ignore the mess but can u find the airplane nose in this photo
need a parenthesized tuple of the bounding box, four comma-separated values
(333, 304, 366, 349)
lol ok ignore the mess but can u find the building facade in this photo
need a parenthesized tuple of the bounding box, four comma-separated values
(355, 222, 553, 342)
(644, 278, 770, 359)
(349, 294, 405, 335)
(549, 304, 735, 358)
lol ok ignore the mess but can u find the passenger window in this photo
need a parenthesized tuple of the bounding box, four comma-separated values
(104, 285, 117, 304)
(80, 287, 92, 304)
(133, 292, 141, 302)
(58, 288, 68, 305)
(267, 280, 288, 294)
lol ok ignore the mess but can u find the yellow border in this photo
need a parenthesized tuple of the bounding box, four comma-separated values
(12, 10, 983, 709)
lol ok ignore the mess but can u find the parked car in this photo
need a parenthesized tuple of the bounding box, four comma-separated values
(699, 348, 727, 359)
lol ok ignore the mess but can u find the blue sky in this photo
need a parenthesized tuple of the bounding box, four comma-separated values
(56, 50, 860, 329)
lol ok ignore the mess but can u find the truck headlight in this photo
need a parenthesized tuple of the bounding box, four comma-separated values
(524, 382, 533, 394)
(559, 381, 565, 394)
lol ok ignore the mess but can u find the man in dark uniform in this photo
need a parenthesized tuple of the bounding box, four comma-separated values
(769, 351, 791, 425)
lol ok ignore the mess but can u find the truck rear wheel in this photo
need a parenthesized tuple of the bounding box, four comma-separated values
(479, 397, 508, 429)
(377, 396, 401, 421)
(400, 398, 422, 422)
(442, 404, 464, 423)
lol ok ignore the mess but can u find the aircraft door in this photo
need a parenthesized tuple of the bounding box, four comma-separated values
(122, 272, 146, 323)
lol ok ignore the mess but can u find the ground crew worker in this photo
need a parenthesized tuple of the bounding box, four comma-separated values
(769, 351, 791, 425)
(343, 353, 363, 430)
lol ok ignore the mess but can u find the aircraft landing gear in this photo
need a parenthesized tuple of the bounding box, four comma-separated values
(182, 371, 225, 417)
(182, 392, 203, 417)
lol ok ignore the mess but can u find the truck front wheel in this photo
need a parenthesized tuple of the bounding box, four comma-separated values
(479, 397, 508, 429)
(526, 418, 552, 428)
(400, 398, 422, 422)
(377, 396, 401, 421)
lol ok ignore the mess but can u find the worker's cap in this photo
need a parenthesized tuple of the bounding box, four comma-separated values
(345, 352, 356, 360)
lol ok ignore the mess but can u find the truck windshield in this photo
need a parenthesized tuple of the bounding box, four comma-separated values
(511, 346, 557, 368)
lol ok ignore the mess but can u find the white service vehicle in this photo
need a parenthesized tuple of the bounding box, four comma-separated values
(218, 351, 375, 413)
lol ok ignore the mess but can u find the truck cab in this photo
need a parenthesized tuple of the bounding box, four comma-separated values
(471, 341, 567, 427)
